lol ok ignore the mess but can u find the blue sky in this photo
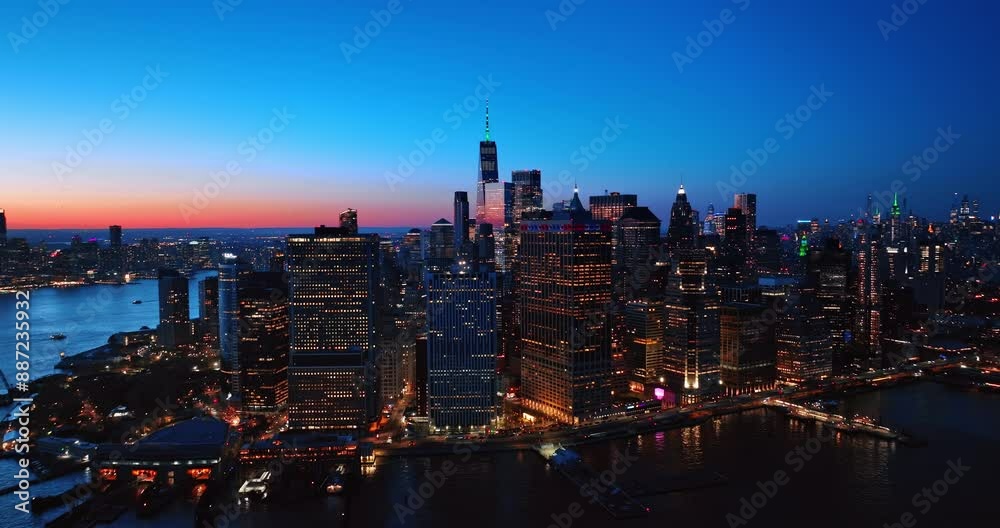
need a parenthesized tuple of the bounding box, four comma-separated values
(1, 0, 996, 228)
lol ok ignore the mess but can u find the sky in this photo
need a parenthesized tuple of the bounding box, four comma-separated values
(1, 0, 997, 230)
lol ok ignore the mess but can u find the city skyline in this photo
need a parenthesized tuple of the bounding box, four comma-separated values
(3, 0, 998, 229)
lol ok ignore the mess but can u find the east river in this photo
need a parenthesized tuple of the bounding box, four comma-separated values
(0, 280, 996, 527)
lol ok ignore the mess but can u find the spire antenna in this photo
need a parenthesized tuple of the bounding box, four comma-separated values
(484, 99, 491, 141)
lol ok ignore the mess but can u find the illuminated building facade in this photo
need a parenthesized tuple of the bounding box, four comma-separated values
(519, 190, 613, 423)
(287, 226, 379, 433)
(776, 293, 832, 384)
(157, 268, 192, 348)
(239, 272, 289, 414)
(426, 270, 498, 430)
(663, 249, 719, 402)
(854, 223, 882, 372)
(719, 290, 776, 396)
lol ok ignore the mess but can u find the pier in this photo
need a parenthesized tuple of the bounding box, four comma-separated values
(763, 399, 926, 446)
(533, 443, 649, 519)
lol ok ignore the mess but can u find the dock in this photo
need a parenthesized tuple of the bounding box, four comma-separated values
(533, 444, 649, 519)
(764, 399, 926, 447)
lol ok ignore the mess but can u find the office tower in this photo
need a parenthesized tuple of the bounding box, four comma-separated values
(511, 169, 543, 225)
(429, 218, 455, 261)
(720, 286, 776, 396)
(0, 208, 6, 248)
(480, 181, 514, 270)
(109, 225, 122, 247)
(426, 269, 498, 430)
(665, 185, 695, 254)
(617, 207, 663, 300)
(755, 228, 781, 274)
(476, 100, 499, 226)
(806, 238, 852, 375)
(590, 192, 638, 224)
(198, 276, 219, 347)
(219, 255, 251, 396)
(703, 204, 716, 235)
(339, 208, 359, 235)
(520, 189, 613, 423)
(454, 191, 470, 248)
(286, 225, 380, 433)
(663, 249, 720, 403)
(415, 334, 429, 417)
(474, 223, 497, 270)
(776, 292, 832, 384)
(854, 223, 883, 372)
(733, 193, 757, 242)
(624, 300, 665, 396)
(720, 207, 751, 284)
(157, 268, 192, 348)
(239, 272, 289, 414)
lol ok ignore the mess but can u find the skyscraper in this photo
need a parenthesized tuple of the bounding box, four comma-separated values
(776, 292, 832, 384)
(519, 189, 613, 423)
(511, 169, 543, 225)
(339, 208, 359, 235)
(219, 255, 251, 397)
(854, 223, 883, 372)
(426, 269, 498, 431)
(806, 238, 852, 375)
(157, 268, 192, 348)
(617, 206, 663, 301)
(665, 185, 695, 254)
(429, 218, 456, 262)
(719, 287, 776, 396)
(239, 272, 289, 414)
(624, 300, 665, 396)
(415, 333, 429, 417)
(454, 191, 470, 249)
(198, 276, 219, 347)
(476, 100, 499, 225)
(286, 225, 380, 433)
(0, 208, 6, 248)
(733, 193, 757, 242)
(590, 192, 638, 224)
(663, 249, 719, 403)
(109, 225, 122, 247)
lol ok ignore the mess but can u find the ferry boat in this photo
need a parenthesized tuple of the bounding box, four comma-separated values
(50, 333, 67, 340)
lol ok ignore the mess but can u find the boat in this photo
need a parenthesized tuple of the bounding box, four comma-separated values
(50, 333, 67, 340)
(322, 473, 346, 495)
(132, 299, 142, 304)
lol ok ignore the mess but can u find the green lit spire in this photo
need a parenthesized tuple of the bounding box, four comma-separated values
(891, 192, 901, 217)
(799, 236, 809, 257)
(484, 99, 491, 141)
